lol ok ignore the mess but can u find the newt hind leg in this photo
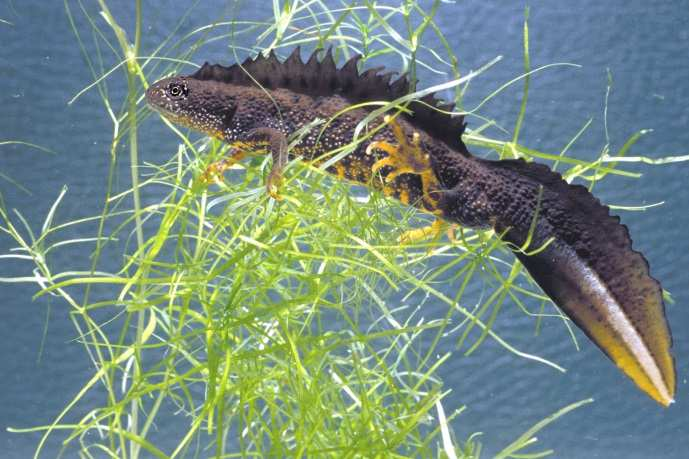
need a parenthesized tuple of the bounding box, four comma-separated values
(367, 115, 441, 208)
(367, 115, 448, 244)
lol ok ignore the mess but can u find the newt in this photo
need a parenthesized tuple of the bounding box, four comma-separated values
(146, 48, 675, 406)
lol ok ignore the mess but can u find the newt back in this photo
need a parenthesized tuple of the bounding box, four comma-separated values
(190, 48, 468, 153)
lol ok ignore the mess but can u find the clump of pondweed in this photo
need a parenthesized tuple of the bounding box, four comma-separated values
(6, 0, 684, 457)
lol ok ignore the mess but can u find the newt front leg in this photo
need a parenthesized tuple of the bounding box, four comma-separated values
(246, 127, 289, 200)
(202, 146, 248, 183)
(203, 126, 289, 200)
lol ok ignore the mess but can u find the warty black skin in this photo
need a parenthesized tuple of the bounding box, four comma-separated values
(146, 77, 478, 216)
(146, 50, 675, 406)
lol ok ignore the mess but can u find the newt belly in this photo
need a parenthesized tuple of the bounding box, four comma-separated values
(146, 48, 675, 406)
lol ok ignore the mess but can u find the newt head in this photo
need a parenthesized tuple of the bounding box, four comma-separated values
(146, 75, 237, 139)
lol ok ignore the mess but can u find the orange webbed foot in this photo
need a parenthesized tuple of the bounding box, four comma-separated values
(366, 115, 440, 206)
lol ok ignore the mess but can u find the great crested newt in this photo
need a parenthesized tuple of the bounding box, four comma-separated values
(146, 48, 675, 406)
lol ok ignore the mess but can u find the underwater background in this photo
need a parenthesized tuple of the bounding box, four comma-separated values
(1, 0, 688, 457)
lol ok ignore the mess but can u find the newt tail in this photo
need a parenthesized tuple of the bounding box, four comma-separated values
(146, 48, 675, 406)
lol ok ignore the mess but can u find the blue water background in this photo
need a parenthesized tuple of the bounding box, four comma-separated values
(1, 1, 688, 457)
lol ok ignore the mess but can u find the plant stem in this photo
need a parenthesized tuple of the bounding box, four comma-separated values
(97, 1, 145, 457)
(128, 3, 144, 458)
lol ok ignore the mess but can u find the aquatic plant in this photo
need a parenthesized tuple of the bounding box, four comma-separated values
(3, 1, 686, 457)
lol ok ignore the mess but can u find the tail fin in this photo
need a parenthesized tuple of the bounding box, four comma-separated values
(480, 159, 674, 406)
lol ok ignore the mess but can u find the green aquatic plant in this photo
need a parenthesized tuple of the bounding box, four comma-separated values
(2, 0, 684, 457)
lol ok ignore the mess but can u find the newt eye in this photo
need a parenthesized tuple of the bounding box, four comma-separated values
(167, 82, 188, 99)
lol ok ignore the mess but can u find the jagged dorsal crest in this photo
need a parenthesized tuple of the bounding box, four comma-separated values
(190, 48, 467, 151)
